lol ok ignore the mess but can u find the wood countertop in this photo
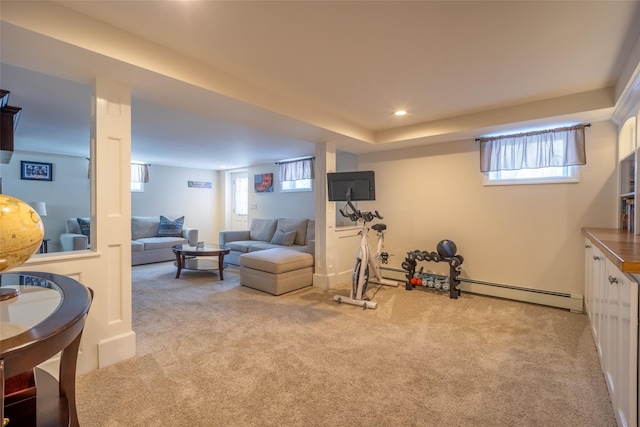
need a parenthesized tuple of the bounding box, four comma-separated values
(583, 227, 640, 274)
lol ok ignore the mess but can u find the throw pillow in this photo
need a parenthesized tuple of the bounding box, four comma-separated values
(77, 218, 91, 243)
(157, 215, 184, 237)
(270, 229, 297, 246)
(249, 218, 277, 242)
(276, 218, 308, 246)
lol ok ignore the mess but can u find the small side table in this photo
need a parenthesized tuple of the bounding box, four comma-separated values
(37, 239, 51, 254)
(1, 272, 93, 427)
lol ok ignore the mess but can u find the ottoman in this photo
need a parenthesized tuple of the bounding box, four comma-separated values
(240, 248, 314, 295)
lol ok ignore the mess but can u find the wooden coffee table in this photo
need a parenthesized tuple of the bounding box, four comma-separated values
(172, 244, 231, 279)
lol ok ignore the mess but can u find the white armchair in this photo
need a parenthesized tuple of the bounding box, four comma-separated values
(59, 218, 90, 251)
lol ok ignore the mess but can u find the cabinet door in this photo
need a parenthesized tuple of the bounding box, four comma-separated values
(602, 262, 618, 397)
(592, 246, 606, 353)
(605, 259, 639, 427)
(618, 274, 638, 427)
(584, 238, 594, 318)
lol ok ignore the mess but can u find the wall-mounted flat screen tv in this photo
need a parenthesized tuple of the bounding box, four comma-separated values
(327, 171, 375, 201)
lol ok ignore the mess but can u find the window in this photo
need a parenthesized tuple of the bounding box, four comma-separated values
(234, 175, 248, 215)
(131, 163, 149, 192)
(279, 157, 314, 192)
(485, 166, 579, 185)
(479, 124, 587, 185)
(281, 178, 312, 191)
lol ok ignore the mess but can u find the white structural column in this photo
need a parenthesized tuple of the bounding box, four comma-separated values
(313, 142, 339, 289)
(91, 78, 136, 368)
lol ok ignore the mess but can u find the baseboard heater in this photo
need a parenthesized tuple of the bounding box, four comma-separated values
(380, 267, 583, 313)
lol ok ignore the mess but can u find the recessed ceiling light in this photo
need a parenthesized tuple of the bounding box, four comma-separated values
(394, 110, 407, 116)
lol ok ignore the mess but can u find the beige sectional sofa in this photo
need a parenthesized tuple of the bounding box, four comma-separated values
(60, 216, 198, 265)
(219, 218, 315, 266)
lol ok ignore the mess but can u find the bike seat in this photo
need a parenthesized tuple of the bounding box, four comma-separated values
(372, 223, 386, 232)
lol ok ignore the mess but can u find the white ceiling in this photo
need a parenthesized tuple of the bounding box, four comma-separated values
(2, 1, 640, 170)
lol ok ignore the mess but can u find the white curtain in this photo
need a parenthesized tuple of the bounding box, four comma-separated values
(131, 163, 149, 183)
(279, 158, 315, 182)
(478, 125, 587, 172)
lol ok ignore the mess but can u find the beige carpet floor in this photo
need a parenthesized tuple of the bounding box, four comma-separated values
(76, 262, 616, 426)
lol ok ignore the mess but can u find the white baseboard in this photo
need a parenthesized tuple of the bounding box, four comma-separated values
(98, 330, 137, 368)
(380, 267, 583, 312)
(313, 270, 353, 289)
(459, 281, 583, 312)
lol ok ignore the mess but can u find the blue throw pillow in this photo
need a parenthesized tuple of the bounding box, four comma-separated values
(157, 215, 184, 237)
(77, 218, 91, 243)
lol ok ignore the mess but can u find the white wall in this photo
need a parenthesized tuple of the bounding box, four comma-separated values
(131, 164, 219, 243)
(1, 151, 90, 253)
(2, 154, 220, 251)
(5, 124, 617, 298)
(244, 163, 315, 221)
(356, 120, 618, 295)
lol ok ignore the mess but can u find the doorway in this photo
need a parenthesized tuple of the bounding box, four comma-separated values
(231, 171, 248, 230)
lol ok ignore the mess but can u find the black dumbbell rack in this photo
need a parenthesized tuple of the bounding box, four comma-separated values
(402, 249, 464, 299)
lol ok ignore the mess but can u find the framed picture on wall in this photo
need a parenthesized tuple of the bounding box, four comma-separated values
(254, 173, 274, 192)
(21, 161, 53, 181)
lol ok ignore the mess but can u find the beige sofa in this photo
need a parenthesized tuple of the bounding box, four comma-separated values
(219, 218, 315, 266)
(60, 216, 198, 265)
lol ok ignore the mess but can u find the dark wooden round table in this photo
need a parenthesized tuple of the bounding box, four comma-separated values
(1, 271, 93, 427)
(172, 244, 231, 279)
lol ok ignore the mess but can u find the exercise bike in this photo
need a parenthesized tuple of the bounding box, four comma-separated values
(333, 199, 398, 309)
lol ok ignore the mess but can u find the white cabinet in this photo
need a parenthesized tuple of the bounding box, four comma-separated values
(584, 239, 638, 427)
(585, 239, 606, 354)
(604, 258, 638, 427)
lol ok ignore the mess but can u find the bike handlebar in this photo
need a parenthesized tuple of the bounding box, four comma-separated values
(339, 198, 383, 223)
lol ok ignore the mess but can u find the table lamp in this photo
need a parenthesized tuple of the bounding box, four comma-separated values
(28, 201, 47, 217)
